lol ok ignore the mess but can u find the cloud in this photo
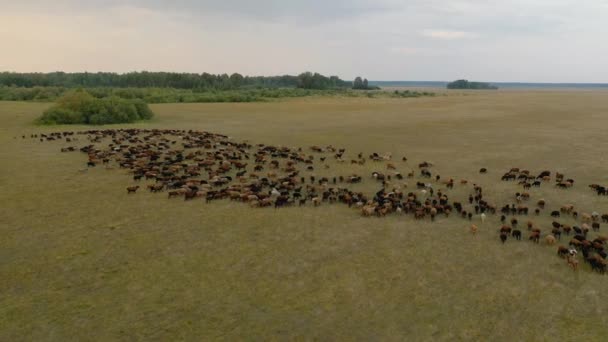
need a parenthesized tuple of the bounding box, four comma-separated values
(4, 0, 398, 25)
(1, 0, 608, 82)
(421, 29, 478, 40)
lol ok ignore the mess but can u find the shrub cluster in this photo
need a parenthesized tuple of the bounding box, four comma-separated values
(38, 90, 154, 125)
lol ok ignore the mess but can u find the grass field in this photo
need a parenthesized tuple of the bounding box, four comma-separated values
(2, 91, 608, 341)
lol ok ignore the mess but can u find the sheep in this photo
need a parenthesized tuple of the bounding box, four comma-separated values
(567, 255, 579, 271)
(592, 222, 600, 232)
(312, 197, 321, 207)
(126, 185, 140, 194)
(500, 232, 508, 244)
(561, 204, 574, 214)
(551, 227, 562, 240)
(500, 225, 512, 234)
(545, 235, 557, 245)
(471, 224, 478, 234)
(430, 207, 438, 221)
(512, 229, 522, 240)
(529, 231, 541, 244)
(480, 213, 486, 223)
(557, 246, 569, 258)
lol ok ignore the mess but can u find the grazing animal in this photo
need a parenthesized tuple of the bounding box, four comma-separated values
(529, 231, 540, 243)
(312, 197, 321, 207)
(126, 186, 140, 194)
(500, 232, 508, 244)
(471, 224, 478, 234)
(581, 213, 592, 223)
(512, 229, 522, 240)
(567, 255, 579, 271)
(545, 235, 556, 245)
(557, 246, 569, 258)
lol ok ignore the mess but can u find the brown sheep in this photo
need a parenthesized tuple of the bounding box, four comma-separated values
(529, 231, 541, 243)
(414, 209, 426, 220)
(557, 246, 569, 258)
(127, 185, 140, 194)
(545, 235, 556, 245)
(537, 199, 545, 208)
(500, 225, 512, 234)
(312, 197, 321, 207)
(168, 188, 187, 198)
(567, 255, 579, 271)
(471, 224, 478, 234)
(561, 204, 574, 214)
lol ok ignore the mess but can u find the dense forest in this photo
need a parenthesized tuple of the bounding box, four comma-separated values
(0, 71, 351, 90)
(447, 79, 498, 90)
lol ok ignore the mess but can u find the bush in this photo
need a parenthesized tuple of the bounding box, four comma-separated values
(38, 90, 154, 125)
(38, 107, 83, 125)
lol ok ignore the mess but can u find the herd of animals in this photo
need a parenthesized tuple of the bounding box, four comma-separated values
(25, 128, 608, 275)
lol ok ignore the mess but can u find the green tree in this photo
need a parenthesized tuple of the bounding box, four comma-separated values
(353, 77, 364, 89)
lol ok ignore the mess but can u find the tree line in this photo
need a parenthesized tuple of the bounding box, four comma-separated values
(0, 71, 352, 90)
(447, 79, 498, 90)
(0, 86, 355, 103)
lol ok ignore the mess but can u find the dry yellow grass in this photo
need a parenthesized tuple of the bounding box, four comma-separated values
(2, 90, 608, 340)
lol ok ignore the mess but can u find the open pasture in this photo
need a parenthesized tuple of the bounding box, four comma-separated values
(2, 91, 608, 340)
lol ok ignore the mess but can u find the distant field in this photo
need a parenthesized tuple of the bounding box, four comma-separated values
(2, 90, 608, 340)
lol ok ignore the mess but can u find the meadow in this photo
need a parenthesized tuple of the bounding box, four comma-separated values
(2, 90, 608, 340)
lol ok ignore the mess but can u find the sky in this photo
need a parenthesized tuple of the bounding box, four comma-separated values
(1, 0, 607, 82)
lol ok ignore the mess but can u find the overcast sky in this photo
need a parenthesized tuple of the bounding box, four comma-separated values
(1, 0, 607, 82)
